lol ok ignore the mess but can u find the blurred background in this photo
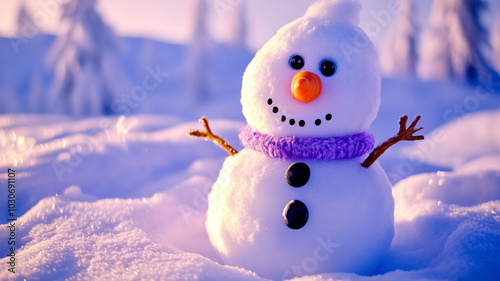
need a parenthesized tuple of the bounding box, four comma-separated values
(1, 0, 500, 117)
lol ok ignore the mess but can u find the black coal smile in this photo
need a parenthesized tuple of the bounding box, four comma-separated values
(267, 98, 332, 127)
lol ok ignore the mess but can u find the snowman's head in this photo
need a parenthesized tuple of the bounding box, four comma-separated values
(241, 0, 380, 137)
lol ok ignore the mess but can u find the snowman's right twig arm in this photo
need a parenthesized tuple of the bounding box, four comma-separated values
(188, 116, 239, 156)
(361, 115, 423, 168)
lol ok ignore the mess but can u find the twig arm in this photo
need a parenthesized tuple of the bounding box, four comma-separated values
(362, 115, 424, 168)
(188, 116, 238, 156)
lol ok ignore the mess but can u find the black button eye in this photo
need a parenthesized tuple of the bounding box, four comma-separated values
(320, 59, 336, 76)
(289, 55, 304, 70)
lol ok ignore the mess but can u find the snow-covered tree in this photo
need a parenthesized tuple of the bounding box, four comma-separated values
(226, 1, 247, 47)
(184, 0, 213, 103)
(379, 0, 417, 77)
(492, 13, 500, 73)
(46, 0, 128, 115)
(16, 1, 38, 38)
(418, 0, 496, 83)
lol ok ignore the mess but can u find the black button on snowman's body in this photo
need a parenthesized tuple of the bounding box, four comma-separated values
(286, 162, 310, 187)
(283, 162, 311, 229)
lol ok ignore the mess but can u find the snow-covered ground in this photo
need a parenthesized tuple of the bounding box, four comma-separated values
(1, 75, 500, 280)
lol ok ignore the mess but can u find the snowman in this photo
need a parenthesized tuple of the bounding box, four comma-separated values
(189, 0, 423, 279)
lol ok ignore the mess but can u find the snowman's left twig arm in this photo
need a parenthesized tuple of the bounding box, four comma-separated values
(188, 116, 239, 156)
(361, 115, 424, 168)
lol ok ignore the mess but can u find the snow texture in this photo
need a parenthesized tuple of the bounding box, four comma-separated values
(1, 108, 499, 280)
(305, 0, 361, 26)
(0, 191, 265, 280)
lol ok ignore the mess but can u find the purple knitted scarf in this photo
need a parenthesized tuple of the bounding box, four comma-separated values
(239, 126, 375, 161)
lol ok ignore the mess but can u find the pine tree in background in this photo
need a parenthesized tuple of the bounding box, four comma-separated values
(227, 1, 247, 47)
(418, 0, 496, 83)
(16, 1, 38, 39)
(46, 0, 128, 115)
(492, 13, 500, 73)
(184, 0, 212, 103)
(379, 0, 417, 77)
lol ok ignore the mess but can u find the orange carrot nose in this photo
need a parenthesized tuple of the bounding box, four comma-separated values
(291, 71, 322, 103)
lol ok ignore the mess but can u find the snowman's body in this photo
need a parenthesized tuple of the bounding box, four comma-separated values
(207, 149, 393, 279)
(204, 0, 397, 279)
